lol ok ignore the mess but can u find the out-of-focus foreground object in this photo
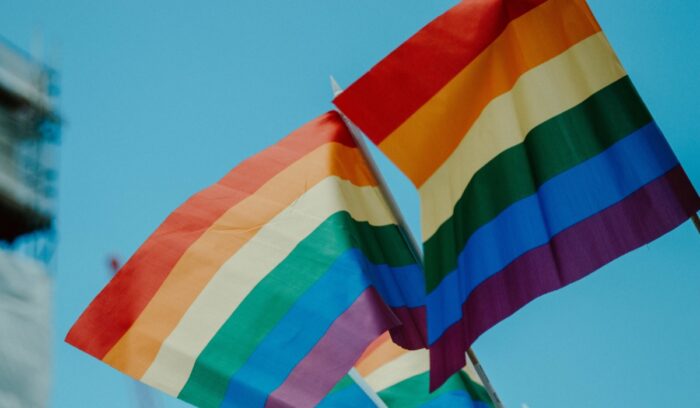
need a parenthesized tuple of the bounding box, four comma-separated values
(335, 0, 700, 389)
(0, 37, 60, 408)
(0, 38, 60, 245)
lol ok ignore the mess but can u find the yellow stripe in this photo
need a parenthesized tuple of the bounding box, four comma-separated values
(101, 142, 376, 379)
(419, 32, 626, 239)
(378, 0, 602, 187)
(464, 357, 483, 387)
(358, 340, 483, 392)
(366, 349, 431, 392)
(140, 176, 395, 395)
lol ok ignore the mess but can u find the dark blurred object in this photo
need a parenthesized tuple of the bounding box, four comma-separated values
(0, 37, 60, 244)
(108, 255, 120, 275)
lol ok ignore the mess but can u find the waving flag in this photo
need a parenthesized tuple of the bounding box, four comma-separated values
(66, 112, 425, 407)
(334, 0, 700, 388)
(320, 333, 494, 407)
(360, 333, 494, 408)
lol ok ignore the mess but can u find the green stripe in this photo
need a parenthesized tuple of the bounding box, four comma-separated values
(178, 211, 413, 407)
(328, 374, 355, 395)
(424, 76, 652, 292)
(378, 370, 493, 408)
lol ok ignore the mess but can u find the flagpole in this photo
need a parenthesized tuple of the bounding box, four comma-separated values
(331, 76, 506, 408)
(348, 368, 389, 408)
(466, 349, 505, 407)
(692, 214, 700, 233)
(330, 77, 422, 258)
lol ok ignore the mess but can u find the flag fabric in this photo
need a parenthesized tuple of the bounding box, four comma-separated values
(319, 332, 494, 407)
(334, 0, 700, 389)
(317, 374, 378, 408)
(66, 111, 426, 408)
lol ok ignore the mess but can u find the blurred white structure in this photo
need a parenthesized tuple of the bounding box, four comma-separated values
(0, 37, 59, 408)
(0, 249, 51, 408)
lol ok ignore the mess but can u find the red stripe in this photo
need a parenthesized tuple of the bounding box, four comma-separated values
(428, 166, 700, 390)
(65, 112, 355, 359)
(265, 288, 399, 408)
(333, 0, 548, 144)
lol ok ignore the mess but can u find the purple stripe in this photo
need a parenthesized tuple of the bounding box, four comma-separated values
(265, 288, 399, 408)
(429, 166, 700, 390)
(388, 306, 428, 350)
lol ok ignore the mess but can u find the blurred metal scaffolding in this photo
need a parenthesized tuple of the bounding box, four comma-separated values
(0, 37, 60, 262)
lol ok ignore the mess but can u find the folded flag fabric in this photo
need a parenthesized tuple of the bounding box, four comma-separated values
(66, 111, 427, 408)
(334, 0, 700, 389)
(319, 332, 494, 407)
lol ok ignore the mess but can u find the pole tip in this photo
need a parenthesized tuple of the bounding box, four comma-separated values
(329, 75, 343, 97)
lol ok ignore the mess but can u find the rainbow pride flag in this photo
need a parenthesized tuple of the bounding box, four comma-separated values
(66, 112, 427, 407)
(320, 333, 494, 407)
(334, 0, 700, 389)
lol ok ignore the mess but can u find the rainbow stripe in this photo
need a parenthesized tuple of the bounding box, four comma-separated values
(324, 332, 494, 407)
(66, 112, 425, 407)
(335, 0, 700, 389)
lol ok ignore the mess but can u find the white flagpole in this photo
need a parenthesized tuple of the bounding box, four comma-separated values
(467, 348, 505, 407)
(348, 368, 389, 408)
(330, 76, 505, 408)
(330, 76, 422, 258)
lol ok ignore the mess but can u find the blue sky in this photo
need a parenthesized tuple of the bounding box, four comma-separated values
(2, 0, 699, 407)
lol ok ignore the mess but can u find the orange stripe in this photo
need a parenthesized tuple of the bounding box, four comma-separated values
(355, 333, 410, 377)
(101, 142, 377, 378)
(356, 332, 390, 366)
(378, 0, 601, 186)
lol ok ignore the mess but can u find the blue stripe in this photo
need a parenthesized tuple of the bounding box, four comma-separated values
(427, 122, 678, 343)
(220, 248, 418, 407)
(421, 391, 493, 408)
(317, 381, 377, 408)
(370, 262, 426, 308)
(220, 249, 372, 407)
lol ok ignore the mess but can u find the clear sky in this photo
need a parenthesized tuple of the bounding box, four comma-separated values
(2, 1, 699, 407)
